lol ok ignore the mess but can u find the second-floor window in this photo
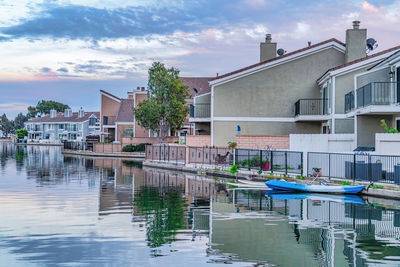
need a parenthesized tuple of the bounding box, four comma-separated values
(89, 117, 97, 126)
(103, 116, 108, 125)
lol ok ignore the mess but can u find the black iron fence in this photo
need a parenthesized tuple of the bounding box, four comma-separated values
(145, 144, 186, 164)
(188, 147, 233, 165)
(308, 152, 400, 184)
(235, 149, 303, 175)
(64, 141, 93, 152)
(294, 99, 328, 116)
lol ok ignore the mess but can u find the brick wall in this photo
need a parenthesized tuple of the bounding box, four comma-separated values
(186, 135, 211, 147)
(94, 143, 123, 153)
(236, 135, 289, 149)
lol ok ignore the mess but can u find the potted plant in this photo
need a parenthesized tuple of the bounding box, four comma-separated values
(262, 160, 270, 171)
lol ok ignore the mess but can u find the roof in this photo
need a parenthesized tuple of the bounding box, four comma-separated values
(327, 45, 400, 72)
(100, 89, 121, 101)
(210, 38, 346, 83)
(368, 50, 400, 70)
(27, 111, 100, 123)
(115, 99, 134, 122)
(180, 77, 214, 96)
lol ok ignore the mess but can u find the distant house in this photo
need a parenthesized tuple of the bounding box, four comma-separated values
(191, 21, 400, 147)
(25, 108, 100, 141)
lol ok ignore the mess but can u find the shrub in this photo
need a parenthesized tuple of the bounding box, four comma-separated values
(229, 164, 239, 174)
(381, 119, 399, 133)
(228, 141, 237, 149)
(296, 175, 305, 180)
(340, 181, 351, 185)
(122, 143, 149, 152)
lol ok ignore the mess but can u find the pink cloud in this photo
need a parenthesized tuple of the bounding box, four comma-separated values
(363, 1, 379, 12)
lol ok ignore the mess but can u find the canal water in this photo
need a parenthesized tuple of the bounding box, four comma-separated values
(1, 143, 400, 266)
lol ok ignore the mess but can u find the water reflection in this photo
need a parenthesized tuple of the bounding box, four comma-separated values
(1, 143, 400, 266)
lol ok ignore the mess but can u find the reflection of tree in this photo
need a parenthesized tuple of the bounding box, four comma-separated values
(357, 236, 400, 260)
(15, 146, 25, 163)
(134, 186, 187, 247)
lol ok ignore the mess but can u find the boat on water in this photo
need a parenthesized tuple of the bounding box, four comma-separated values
(265, 180, 365, 194)
(265, 190, 365, 204)
(227, 180, 269, 189)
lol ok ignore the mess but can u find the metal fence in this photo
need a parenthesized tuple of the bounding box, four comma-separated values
(188, 147, 233, 165)
(235, 149, 303, 175)
(145, 145, 186, 164)
(63, 141, 93, 152)
(308, 152, 400, 184)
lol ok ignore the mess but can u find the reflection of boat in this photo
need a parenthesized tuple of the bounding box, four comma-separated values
(238, 180, 269, 188)
(265, 180, 365, 194)
(265, 190, 365, 205)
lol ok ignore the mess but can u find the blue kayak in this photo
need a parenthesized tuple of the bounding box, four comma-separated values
(265, 180, 365, 194)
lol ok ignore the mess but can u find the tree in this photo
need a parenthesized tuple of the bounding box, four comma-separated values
(0, 114, 13, 137)
(27, 100, 70, 118)
(13, 113, 28, 130)
(134, 62, 190, 142)
(16, 128, 28, 139)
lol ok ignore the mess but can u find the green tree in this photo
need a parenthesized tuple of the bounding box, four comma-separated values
(134, 62, 190, 142)
(27, 100, 70, 118)
(16, 128, 28, 139)
(0, 114, 13, 137)
(13, 113, 28, 130)
(380, 119, 399, 133)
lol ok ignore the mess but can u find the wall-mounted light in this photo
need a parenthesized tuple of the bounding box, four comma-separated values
(389, 71, 395, 79)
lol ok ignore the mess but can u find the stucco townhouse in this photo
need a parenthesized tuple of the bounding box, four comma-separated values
(25, 108, 100, 141)
(189, 21, 400, 148)
(100, 77, 214, 143)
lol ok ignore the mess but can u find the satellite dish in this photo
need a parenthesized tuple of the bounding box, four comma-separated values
(193, 88, 198, 94)
(366, 38, 378, 52)
(277, 48, 286, 56)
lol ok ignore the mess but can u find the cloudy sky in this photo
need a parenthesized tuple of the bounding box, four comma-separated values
(0, 0, 399, 117)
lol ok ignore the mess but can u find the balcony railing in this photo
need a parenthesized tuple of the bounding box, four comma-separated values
(103, 116, 116, 126)
(190, 103, 210, 118)
(356, 82, 399, 108)
(344, 91, 355, 113)
(294, 99, 328, 116)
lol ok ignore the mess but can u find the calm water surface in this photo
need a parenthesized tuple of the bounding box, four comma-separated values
(1, 143, 400, 266)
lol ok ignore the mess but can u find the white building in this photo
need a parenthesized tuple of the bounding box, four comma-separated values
(24, 108, 100, 142)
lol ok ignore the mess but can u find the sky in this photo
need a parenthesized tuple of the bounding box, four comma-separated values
(0, 0, 400, 118)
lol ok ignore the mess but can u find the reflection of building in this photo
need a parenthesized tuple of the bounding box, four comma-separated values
(211, 190, 400, 266)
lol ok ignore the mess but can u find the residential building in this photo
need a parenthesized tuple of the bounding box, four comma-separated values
(25, 108, 100, 141)
(190, 21, 400, 147)
(101, 78, 214, 142)
(100, 88, 148, 142)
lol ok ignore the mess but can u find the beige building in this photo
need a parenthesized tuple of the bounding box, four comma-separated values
(190, 21, 400, 148)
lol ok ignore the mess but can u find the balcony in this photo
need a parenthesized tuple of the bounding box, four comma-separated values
(189, 103, 211, 122)
(294, 99, 329, 121)
(345, 82, 400, 115)
(103, 116, 116, 126)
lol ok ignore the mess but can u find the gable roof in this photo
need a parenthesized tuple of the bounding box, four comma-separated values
(27, 112, 100, 123)
(115, 99, 134, 123)
(180, 77, 214, 96)
(209, 38, 345, 85)
(100, 89, 121, 102)
(368, 50, 400, 70)
(317, 44, 400, 83)
(329, 45, 400, 72)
